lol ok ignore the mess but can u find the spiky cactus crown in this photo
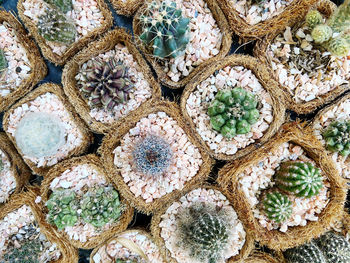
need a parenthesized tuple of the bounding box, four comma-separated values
(132, 134, 173, 176)
(138, 0, 190, 59)
(207, 87, 260, 139)
(14, 112, 66, 159)
(275, 161, 324, 198)
(284, 242, 327, 263)
(322, 120, 350, 158)
(263, 191, 292, 223)
(78, 57, 134, 111)
(43, 0, 73, 13)
(2, 237, 42, 262)
(0, 48, 8, 77)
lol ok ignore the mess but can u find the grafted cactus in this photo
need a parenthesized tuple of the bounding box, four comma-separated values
(284, 242, 327, 263)
(263, 191, 292, 223)
(43, 0, 73, 13)
(315, 231, 350, 263)
(322, 120, 350, 157)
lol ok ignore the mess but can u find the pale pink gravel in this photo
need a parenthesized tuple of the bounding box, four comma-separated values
(22, 0, 105, 56)
(186, 66, 273, 155)
(0, 149, 16, 204)
(237, 142, 330, 232)
(113, 112, 203, 203)
(6, 92, 84, 168)
(75, 44, 153, 124)
(93, 230, 165, 263)
(312, 98, 350, 179)
(159, 188, 246, 263)
(0, 23, 31, 96)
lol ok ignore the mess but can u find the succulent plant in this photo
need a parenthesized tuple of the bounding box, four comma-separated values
(263, 191, 292, 223)
(78, 57, 134, 111)
(322, 120, 350, 157)
(284, 242, 327, 263)
(207, 87, 260, 139)
(14, 112, 66, 159)
(3, 238, 42, 263)
(132, 135, 173, 176)
(275, 161, 324, 198)
(315, 231, 350, 263)
(0, 48, 8, 77)
(305, 10, 324, 29)
(327, 35, 350, 57)
(46, 188, 79, 230)
(43, 0, 73, 13)
(139, 0, 190, 59)
(80, 186, 122, 228)
(37, 5, 77, 44)
(311, 24, 333, 43)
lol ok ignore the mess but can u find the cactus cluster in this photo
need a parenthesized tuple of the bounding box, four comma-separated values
(322, 120, 350, 158)
(43, 0, 73, 13)
(138, 0, 190, 59)
(78, 57, 134, 111)
(0, 49, 8, 78)
(207, 87, 260, 139)
(132, 135, 173, 176)
(263, 191, 292, 223)
(284, 231, 350, 263)
(305, 0, 350, 56)
(14, 112, 66, 159)
(2, 238, 42, 262)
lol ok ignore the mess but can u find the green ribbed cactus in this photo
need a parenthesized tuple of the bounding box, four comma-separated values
(323, 120, 350, 157)
(37, 5, 77, 44)
(315, 231, 350, 263)
(80, 186, 122, 228)
(305, 10, 323, 28)
(0, 49, 8, 77)
(46, 188, 79, 230)
(275, 161, 324, 198)
(263, 191, 292, 223)
(2, 238, 42, 262)
(43, 0, 73, 13)
(207, 88, 260, 139)
(284, 242, 327, 263)
(139, 0, 190, 59)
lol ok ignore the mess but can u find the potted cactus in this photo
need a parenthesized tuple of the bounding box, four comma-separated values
(17, 0, 113, 65)
(254, 0, 350, 114)
(218, 123, 347, 250)
(3, 83, 93, 176)
(180, 55, 286, 160)
(0, 10, 46, 112)
(40, 155, 134, 249)
(133, 0, 232, 88)
(0, 188, 78, 263)
(99, 100, 213, 214)
(90, 229, 166, 262)
(63, 28, 161, 134)
(151, 185, 254, 263)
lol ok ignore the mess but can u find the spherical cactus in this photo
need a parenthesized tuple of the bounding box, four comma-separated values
(327, 36, 350, 56)
(311, 24, 333, 43)
(132, 135, 173, 176)
(322, 120, 350, 157)
(315, 231, 350, 263)
(263, 191, 292, 223)
(275, 161, 324, 198)
(327, 0, 350, 33)
(80, 186, 122, 228)
(3, 238, 42, 262)
(43, 0, 73, 13)
(305, 10, 324, 29)
(284, 242, 327, 263)
(46, 188, 79, 230)
(207, 87, 260, 139)
(77, 57, 134, 111)
(37, 6, 77, 44)
(0, 48, 8, 77)
(139, 0, 190, 59)
(14, 112, 66, 159)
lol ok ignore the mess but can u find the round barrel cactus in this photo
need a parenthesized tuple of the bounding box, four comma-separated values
(284, 242, 327, 263)
(275, 161, 323, 198)
(311, 24, 333, 43)
(263, 191, 292, 223)
(315, 231, 350, 263)
(323, 120, 350, 157)
(207, 87, 260, 139)
(306, 10, 324, 29)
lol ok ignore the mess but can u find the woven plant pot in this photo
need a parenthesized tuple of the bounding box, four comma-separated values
(253, 0, 347, 114)
(110, 0, 144, 16)
(17, 0, 113, 65)
(0, 188, 78, 263)
(99, 100, 214, 214)
(151, 184, 255, 263)
(0, 132, 31, 207)
(3, 83, 93, 176)
(132, 0, 232, 88)
(180, 54, 286, 161)
(242, 251, 280, 263)
(0, 10, 46, 112)
(40, 154, 134, 249)
(62, 28, 162, 134)
(218, 122, 347, 250)
(90, 229, 166, 262)
(217, 0, 317, 40)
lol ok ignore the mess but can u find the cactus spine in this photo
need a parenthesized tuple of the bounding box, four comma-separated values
(284, 242, 327, 263)
(322, 120, 350, 157)
(263, 191, 292, 223)
(2, 238, 42, 262)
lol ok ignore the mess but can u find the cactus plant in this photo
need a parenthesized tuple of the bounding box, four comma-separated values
(77, 57, 134, 111)
(43, 0, 73, 13)
(207, 87, 260, 139)
(80, 186, 122, 228)
(37, 5, 77, 44)
(275, 161, 324, 198)
(46, 188, 79, 230)
(138, 0, 190, 59)
(116, 259, 139, 263)
(305, 10, 324, 29)
(315, 231, 350, 263)
(311, 24, 333, 43)
(0, 159, 3, 173)
(263, 191, 292, 223)
(284, 242, 327, 263)
(14, 112, 66, 159)
(2, 238, 42, 262)
(132, 135, 173, 176)
(322, 120, 350, 157)
(0, 48, 8, 78)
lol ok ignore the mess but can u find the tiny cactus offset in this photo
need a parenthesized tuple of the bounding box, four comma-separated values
(311, 24, 333, 43)
(305, 10, 323, 29)
(284, 242, 327, 263)
(263, 191, 292, 223)
(322, 120, 350, 157)
(43, 0, 73, 13)
(315, 231, 350, 263)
